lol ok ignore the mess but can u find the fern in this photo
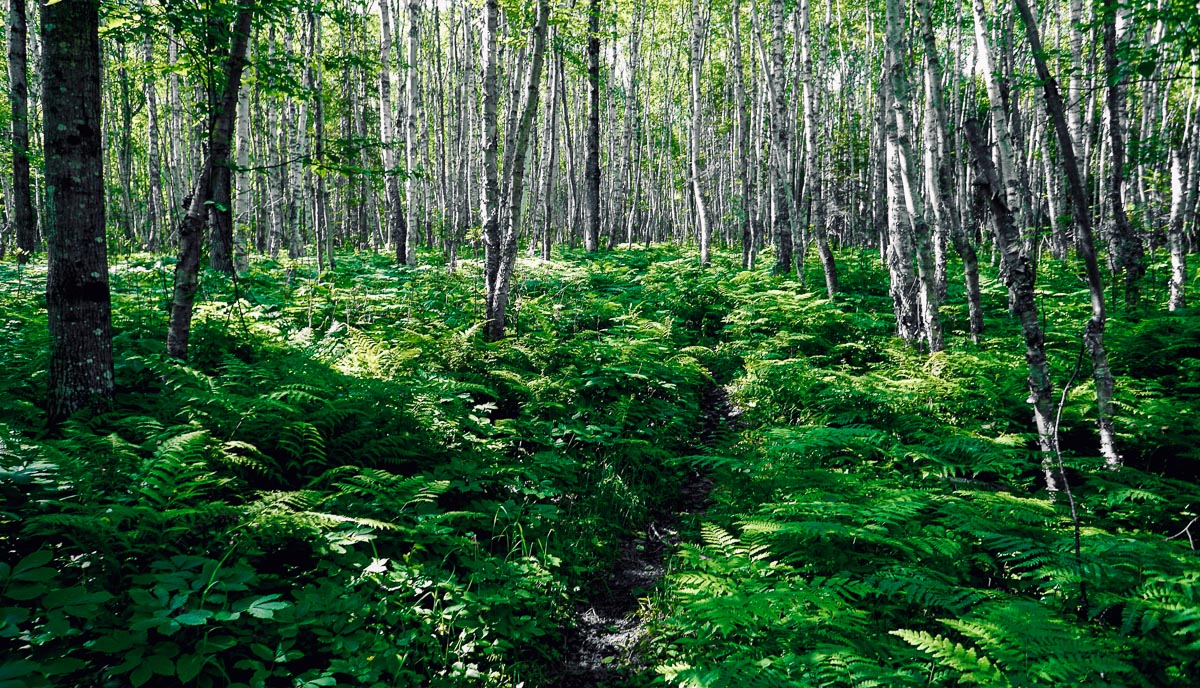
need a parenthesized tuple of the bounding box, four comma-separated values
(891, 629, 1008, 685)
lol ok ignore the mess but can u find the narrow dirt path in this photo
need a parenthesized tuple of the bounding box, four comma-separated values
(545, 385, 737, 687)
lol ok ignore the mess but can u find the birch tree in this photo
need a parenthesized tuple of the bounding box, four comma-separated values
(769, 0, 792, 275)
(884, 0, 941, 351)
(731, 0, 754, 269)
(404, 0, 421, 265)
(965, 118, 1061, 490)
(379, 0, 405, 263)
(799, 0, 837, 296)
(483, 0, 551, 341)
(917, 0, 983, 340)
(1013, 0, 1121, 470)
(688, 0, 711, 265)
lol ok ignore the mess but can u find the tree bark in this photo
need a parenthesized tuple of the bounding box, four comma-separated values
(480, 0, 501, 330)
(404, 0, 421, 265)
(484, 0, 550, 341)
(688, 0, 711, 265)
(769, 0, 792, 275)
(9, 0, 34, 261)
(116, 41, 136, 249)
(583, 0, 602, 252)
(918, 0, 982, 341)
(541, 48, 561, 260)
(311, 11, 330, 271)
(43, 0, 113, 423)
(167, 0, 255, 360)
(235, 43, 252, 260)
(144, 32, 165, 252)
(799, 0, 837, 297)
(731, 0, 755, 269)
(378, 0, 405, 263)
(1168, 148, 1188, 310)
(965, 119, 1061, 490)
(884, 0, 942, 351)
(1013, 0, 1120, 470)
(971, 0, 1029, 235)
(1101, 2, 1145, 307)
(208, 5, 251, 274)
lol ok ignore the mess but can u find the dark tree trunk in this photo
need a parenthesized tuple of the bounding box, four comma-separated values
(583, 0, 601, 252)
(964, 119, 1061, 491)
(9, 0, 34, 262)
(485, 0, 550, 341)
(208, 6, 256, 275)
(1014, 0, 1121, 470)
(167, 0, 255, 360)
(43, 0, 113, 423)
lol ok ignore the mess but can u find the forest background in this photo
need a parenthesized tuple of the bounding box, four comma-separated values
(3, 0, 1200, 685)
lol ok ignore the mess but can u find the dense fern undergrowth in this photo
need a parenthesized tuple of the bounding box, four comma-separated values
(2, 247, 1199, 687)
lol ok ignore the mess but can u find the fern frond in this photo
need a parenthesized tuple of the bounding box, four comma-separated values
(890, 629, 1007, 685)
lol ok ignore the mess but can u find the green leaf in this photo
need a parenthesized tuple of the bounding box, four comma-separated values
(0, 607, 28, 638)
(174, 610, 213, 626)
(146, 653, 175, 677)
(238, 594, 290, 619)
(89, 630, 143, 654)
(10, 550, 55, 584)
(130, 663, 153, 687)
(250, 643, 275, 662)
(176, 653, 206, 683)
(11, 550, 52, 576)
(42, 657, 88, 676)
(197, 634, 237, 653)
(0, 661, 39, 681)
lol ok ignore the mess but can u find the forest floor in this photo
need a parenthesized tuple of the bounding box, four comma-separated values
(547, 385, 737, 687)
(6, 249, 1199, 686)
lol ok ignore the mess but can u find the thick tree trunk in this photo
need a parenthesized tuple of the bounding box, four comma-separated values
(1014, 0, 1120, 471)
(9, 0, 34, 261)
(167, 0, 255, 360)
(43, 0, 113, 423)
(583, 0, 601, 252)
